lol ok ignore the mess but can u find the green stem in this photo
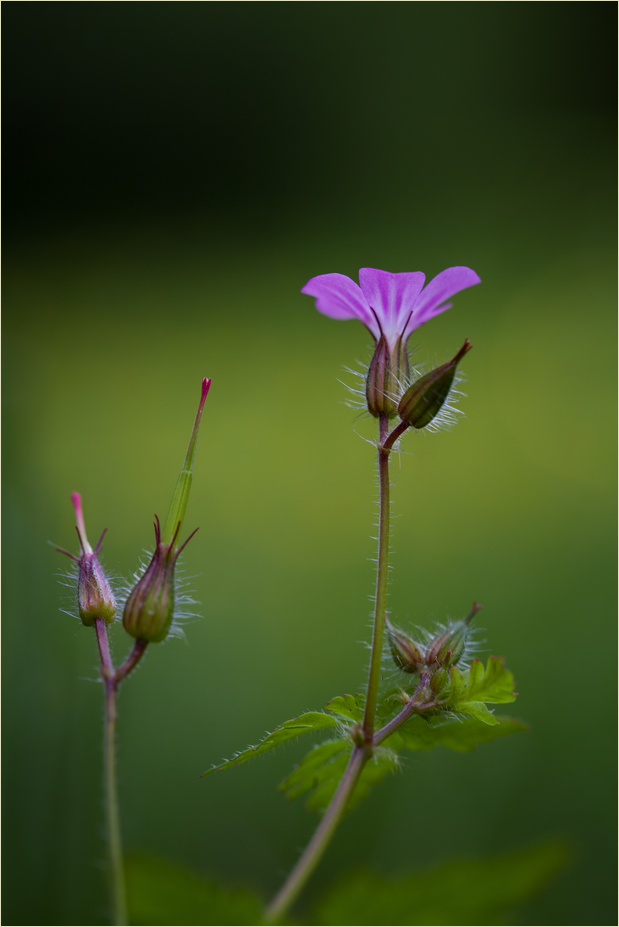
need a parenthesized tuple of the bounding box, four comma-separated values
(104, 678, 127, 926)
(95, 621, 148, 925)
(95, 619, 127, 925)
(263, 746, 369, 925)
(363, 413, 391, 738)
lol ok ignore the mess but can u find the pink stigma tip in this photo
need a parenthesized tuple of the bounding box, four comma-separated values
(198, 377, 212, 412)
(71, 491, 92, 553)
(71, 492, 83, 520)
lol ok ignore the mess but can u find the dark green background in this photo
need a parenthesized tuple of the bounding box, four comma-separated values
(3, 3, 616, 925)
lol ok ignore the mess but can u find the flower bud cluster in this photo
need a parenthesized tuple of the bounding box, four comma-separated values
(386, 603, 481, 684)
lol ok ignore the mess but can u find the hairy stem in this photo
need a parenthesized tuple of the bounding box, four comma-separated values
(95, 619, 127, 925)
(115, 638, 148, 683)
(95, 620, 147, 925)
(264, 746, 369, 925)
(363, 413, 391, 738)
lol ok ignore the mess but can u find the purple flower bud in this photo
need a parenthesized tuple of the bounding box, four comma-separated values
(57, 493, 117, 627)
(398, 340, 472, 430)
(385, 617, 425, 674)
(122, 517, 197, 643)
(425, 602, 481, 668)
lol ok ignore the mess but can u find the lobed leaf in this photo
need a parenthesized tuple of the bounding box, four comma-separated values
(201, 711, 338, 777)
(453, 657, 517, 705)
(385, 714, 528, 753)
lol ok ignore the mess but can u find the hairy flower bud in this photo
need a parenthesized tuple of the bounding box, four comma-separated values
(57, 492, 117, 627)
(398, 339, 471, 429)
(122, 517, 194, 643)
(77, 549, 117, 626)
(426, 602, 481, 668)
(366, 336, 409, 417)
(386, 617, 425, 674)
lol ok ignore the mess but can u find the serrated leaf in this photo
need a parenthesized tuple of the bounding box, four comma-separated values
(326, 693, 364, 722)
(313, 839, 572, 926)
(385, 715, 528, 753)
(280, 741, 349, 801)
(280, 743, 401, 814)
(460, 657, 517, 704)
(201, 711, 337, 777)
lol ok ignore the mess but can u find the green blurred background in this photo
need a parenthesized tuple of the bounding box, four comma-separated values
(3, 3, 616, 925)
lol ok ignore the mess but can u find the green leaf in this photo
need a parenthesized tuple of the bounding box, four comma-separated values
(326, 693, 364, 722)
(457, 657, 517, 704)
(313, 839, 572, 926)
(279, 740, 349, 802)
(348, 749, 401, 811)
(125, 853, 263, 926)
(385, 715, 528, 753)
(201, 711, 337, 777)
(279, 740, 350, 812)
(453, 700, 500, 725)
(449, 664, 468, 701)
(279, 742, 400, 814)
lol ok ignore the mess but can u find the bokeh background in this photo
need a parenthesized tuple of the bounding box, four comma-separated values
(3, 3, 616, 925)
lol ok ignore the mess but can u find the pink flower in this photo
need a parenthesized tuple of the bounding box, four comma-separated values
(302, 266, 480, 417)
(301, 266, 481, 353)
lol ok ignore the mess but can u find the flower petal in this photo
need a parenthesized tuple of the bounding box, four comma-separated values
(358, 268, 426, 349)
(408, 267, 481, 336)
(301, 273, 378, 338)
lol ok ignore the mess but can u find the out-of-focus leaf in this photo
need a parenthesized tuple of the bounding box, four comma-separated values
(279, 743, 400, 814)
(201, 712, 337, 777)
(347, 749, 401, 811)
(385, 715, 528, 752)
(279, 740, 349, 802)
(279, 740, 350, 812)
(125, 853, 263, 926)
(313, 839, 572, 926)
